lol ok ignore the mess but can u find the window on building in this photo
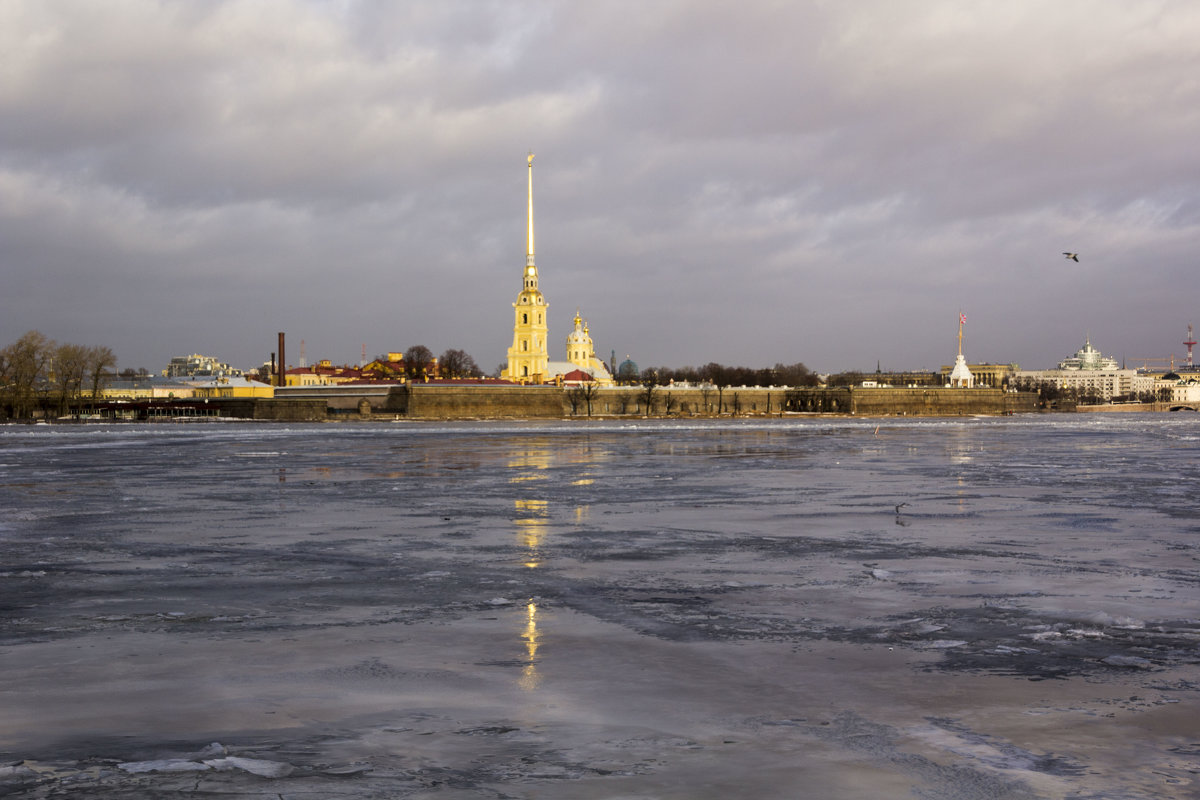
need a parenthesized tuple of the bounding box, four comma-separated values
(522, 313, 528, 324)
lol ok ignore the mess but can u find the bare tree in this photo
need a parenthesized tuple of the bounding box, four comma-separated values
(566, 380, 601, 416)
(639, 371, 660, 415)
(566, 385, 584, 415)
(662, 391, 677, 415)
(581, 381, 601, 416)
(1, 330, 54, 418)
(52, 343, 89, 416)
(439, 348, 481, 379)
(404, 345, 434, 379)
(86, 345, 117, 404)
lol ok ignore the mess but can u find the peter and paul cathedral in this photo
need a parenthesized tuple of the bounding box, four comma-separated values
(503, 154, 614, 386)
(503, 154, 549, 383)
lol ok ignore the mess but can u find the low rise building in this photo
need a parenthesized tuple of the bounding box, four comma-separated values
(1155, 372, 1200, 404)
(100, 378, 195, 401)
(187, 377, 275, 399)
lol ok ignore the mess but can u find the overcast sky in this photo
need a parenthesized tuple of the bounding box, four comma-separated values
(3, 1, 1198, 375)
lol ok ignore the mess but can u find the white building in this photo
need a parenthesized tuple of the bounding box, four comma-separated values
(1014, 338, 1153, 400)
(163, 354, 241, 379)
(1057, 338, 1119, 371)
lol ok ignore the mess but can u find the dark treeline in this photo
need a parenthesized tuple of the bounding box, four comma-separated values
(0, 330, 117, 419)
(401, 345, 482, 379)
(632, 361, 821, 387)
(823, 370, 940, 387)
(363, 346, 483, 380)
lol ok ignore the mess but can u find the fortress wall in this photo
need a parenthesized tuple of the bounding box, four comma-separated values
(213, 399, 329, 421)
(582, 386, 789, 416)
(387, 384, 565, 418)
(579, 386, 1037, 417)
(265, 384, 1038, 419)
(845, 387, 1037, 416)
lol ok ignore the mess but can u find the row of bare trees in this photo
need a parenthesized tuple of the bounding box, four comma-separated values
(0, 331, 117, 419)
(628, 361, 820, 388)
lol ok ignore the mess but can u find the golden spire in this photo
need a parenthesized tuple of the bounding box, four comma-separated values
(526, 152, 535, 268)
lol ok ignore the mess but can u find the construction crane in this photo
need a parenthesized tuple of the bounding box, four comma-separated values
(1131, 356, 1176, 371)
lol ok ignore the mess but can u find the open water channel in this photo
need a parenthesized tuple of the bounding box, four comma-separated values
(1, 415, 1198, 798)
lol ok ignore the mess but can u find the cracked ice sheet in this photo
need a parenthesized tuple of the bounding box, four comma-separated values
(1, 419, 1199, 798)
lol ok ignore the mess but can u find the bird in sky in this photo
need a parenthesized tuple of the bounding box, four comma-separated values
(1063, 252, 1080, 261)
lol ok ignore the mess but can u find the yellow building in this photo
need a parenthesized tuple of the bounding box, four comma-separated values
(503, 154, 550, 383)
(189, 377, 275, 399)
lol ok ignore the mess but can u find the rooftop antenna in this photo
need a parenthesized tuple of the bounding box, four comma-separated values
(361, 343, 367, 368)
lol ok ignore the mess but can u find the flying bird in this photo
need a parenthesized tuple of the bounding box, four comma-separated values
(1063, 252, 1079, 262)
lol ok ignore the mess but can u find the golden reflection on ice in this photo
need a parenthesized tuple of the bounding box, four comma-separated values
(515, 499, 548, 567)
(519, 601, 541, 691)
(508, 447, 551, 483)
(508, 440, 603, 569)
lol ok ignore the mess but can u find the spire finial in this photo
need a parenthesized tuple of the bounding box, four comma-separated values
(526, 152, 535, 268)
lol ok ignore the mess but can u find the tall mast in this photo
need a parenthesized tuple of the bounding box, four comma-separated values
(526, 152, 535, 268)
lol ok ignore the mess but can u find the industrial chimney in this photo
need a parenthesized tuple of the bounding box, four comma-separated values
(277, 332, 286, 388)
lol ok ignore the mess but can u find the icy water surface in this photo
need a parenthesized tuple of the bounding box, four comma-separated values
(1, 415, 1198, 798)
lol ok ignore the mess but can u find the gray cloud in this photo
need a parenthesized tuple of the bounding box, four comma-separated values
(3, 0, 1198, 375)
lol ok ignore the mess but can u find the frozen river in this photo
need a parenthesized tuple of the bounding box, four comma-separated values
(1, 415, 1198, 798)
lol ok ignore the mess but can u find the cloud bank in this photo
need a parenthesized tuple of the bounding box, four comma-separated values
(3, 1, 1198, 374)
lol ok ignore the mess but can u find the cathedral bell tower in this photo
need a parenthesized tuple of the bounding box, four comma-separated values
(504, 153, 549, 382)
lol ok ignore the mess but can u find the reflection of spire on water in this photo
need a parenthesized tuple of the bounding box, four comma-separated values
(519, 601, 541, 691)
(514, 499, 548, 567)
(508, 446, 551, 483)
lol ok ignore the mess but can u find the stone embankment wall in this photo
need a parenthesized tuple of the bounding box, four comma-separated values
(1074, 402, 1168, 413)
(249, 385, 1037, 419)
(385, 384, 565, 418)
(216, 399, 328, 421)
(575, 386, 1036, 417)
